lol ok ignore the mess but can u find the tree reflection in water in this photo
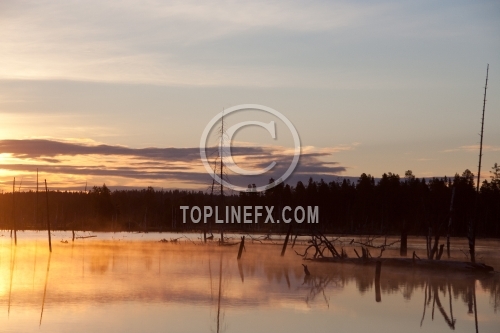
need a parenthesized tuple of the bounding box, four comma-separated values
(299, 274, 343, 308)
(212, 252, 228, 333)
(298, 262, 497, 332)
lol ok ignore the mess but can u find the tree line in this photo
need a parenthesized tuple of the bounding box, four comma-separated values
(0, 163, 499, 237)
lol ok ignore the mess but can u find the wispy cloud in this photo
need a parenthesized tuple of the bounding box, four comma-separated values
(443, 145, 500, 153)
(0, 138, 347, 190)
(0, 139, 201, 162)
(3, 0, 455, 88)
(0, 1, 371, 84)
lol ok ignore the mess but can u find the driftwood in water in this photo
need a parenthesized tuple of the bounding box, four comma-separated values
(75, 235, 97, 239)
(281, 224, 292, 256)
(351, 236, 400, 250)
(296, 233, 399, 261)
(295, 233, 493, 273)
(294, 231, 342, 259)
(237, 236, 245, 260)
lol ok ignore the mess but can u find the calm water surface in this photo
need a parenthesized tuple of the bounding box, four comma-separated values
(0, 231, 499, 332)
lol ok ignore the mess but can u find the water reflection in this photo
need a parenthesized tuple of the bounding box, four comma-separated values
(303, 262, 496, 332)
(216, 253, 223, 333)
(39, 252, 51, 326)
(32, 241, 37, 291)
(7, 241, 16, 316)
(300, 274, 341, 308)
(420, 279, 457, 329)
(0, 236, 499, 333)
(237, 260, 244, 283)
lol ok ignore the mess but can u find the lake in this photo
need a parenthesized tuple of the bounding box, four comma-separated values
(1, 231, 499, 332)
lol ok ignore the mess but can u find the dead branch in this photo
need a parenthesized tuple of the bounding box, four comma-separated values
(294, 245, 315, 258)
(246, 234, 263, 243)
(351, 239, 400, 249)
(377, 247, 385, 258)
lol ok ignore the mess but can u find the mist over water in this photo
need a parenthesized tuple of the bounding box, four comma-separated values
(0, 232, 499, 332)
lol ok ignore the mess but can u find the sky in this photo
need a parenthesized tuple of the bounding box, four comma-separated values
(0, 0, 499, 192)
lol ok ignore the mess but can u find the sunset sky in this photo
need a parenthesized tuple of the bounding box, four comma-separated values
(0, 0, 499, 192)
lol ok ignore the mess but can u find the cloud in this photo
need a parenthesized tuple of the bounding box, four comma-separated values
(0, 162, 210, 182)
(0, 138, 347, 190)
(2, 0, 496, 91)
(443, 145, 500, 153)
(0, 139, 201, 161)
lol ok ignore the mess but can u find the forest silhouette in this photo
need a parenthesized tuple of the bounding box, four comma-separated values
(1, 164, 499, 237)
